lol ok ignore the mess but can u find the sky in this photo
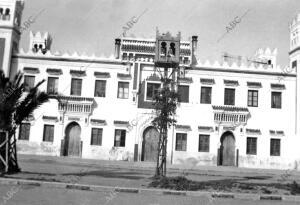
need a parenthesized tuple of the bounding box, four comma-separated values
(19, 0, 300, 67)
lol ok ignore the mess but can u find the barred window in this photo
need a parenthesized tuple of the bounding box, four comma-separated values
(199, 134, 210, 152)
(91, 128, 103, 145)
(43, 124, 54, 142)
(270, 138, 280, 156)
(200, 86, 212, 104)
(175, 133, 187, 151)
(114, 129, 126, 147)
(19, 123, 30, 140)
(246, 137, 257, 155)
(94, 80, 106, 97)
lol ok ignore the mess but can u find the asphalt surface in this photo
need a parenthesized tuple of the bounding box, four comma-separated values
(0, 184, 300, 205)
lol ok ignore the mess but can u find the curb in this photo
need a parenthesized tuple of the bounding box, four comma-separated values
(1, 177, 300, 202)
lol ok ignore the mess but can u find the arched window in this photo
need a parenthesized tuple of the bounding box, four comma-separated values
(5, 8, 10, 15)
(160, 42, 166, 56)
(170, 43, 175, 56)
(0, 8, 3, 15)
(4, 8, 10, 20)
(33, 44, 38, 53)
(39, 44, 43, 50)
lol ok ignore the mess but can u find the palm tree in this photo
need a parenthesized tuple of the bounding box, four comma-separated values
(0, 70, 49, 173)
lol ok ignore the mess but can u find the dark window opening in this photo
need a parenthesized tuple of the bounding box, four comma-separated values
(43, 124, 54, 142)
(47, 77, 58, 95)
(114, 129, 126, 147)
(175, 133, 187, 151)
(199, 134, 209, 152)
(91, 128, 103, 146)
(146, 83, 160, 101)
(248, 90, 258, 107)
(19, 123, 30, 140)
(94, 80, 106, 97)
(70, 78, 82, 96)
(271, 92, 281, 109)
(24, 75, 35, 92)
(224, 88, 235, 105)
(117, 82, 129, 99)
(200, 87, 212, 104)
(246, 137, 257, 155)
(178, 85, 189, 103)
(270, 138, 280, 156)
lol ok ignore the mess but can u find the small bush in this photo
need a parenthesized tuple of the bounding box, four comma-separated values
(290, 181, 300, 195)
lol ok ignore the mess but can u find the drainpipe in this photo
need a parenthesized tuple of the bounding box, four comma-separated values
(171, 120, 175, 164)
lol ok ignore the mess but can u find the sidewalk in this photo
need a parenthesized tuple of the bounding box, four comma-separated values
(1, 154, 300, 196)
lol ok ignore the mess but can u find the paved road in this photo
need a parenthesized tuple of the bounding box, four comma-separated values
(0, 184, 299, 205)
(4, 154, 299, 196)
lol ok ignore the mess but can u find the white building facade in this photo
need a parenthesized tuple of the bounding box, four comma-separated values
(1, 0, 300, 170)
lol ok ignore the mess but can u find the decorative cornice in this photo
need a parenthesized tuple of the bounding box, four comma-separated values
(270, 130, 285, 136)
(94, 72, 111, 78)
(289, 46, 300, 55)
(178, 77, 193, 84)
(200, 78, 215, 85)
(117, 73, 132, 80)
(198, 126, 214, 132)
(23, 67, 40, 74)
(246, 128, 261, 135)
(46, 68, 63, 75)
(70, 70, 86, 77)
(271, 83, 285, 90)
(212, 105, 249, 112)
(42, 116, 58, 122)
(224, 80, 239, 86)
(90, 119, 107, 125)
(114, 120, 129, 126)
(175, 124, 192, 131)
(247, 82, 262, 88)
(58, 96, 94, 102)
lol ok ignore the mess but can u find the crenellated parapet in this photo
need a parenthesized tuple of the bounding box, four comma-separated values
(15, 47, 121, 64)
(194, 50, 293, 75)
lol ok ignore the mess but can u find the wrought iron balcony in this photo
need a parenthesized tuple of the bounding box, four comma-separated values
(58, 96, 94, 114)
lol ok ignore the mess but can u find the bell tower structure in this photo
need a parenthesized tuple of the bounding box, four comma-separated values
(0, 0, 24, 77)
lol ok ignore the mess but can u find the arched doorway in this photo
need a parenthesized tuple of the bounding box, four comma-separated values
(220, 131, 236, 166)
(63, 122, 81, 157)
(141, 126, 159, 162)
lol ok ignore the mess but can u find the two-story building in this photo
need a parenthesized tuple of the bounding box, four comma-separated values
(1, 0, 300, 170)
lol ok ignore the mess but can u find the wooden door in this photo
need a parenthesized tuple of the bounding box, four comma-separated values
(142, 127, 159, 162)
(221, 134, 235, 166)
(65, 123, 81, 157)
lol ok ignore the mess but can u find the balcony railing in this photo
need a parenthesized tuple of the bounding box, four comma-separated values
(58, 96, 94, 114)
(212, 105, 250, 125)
